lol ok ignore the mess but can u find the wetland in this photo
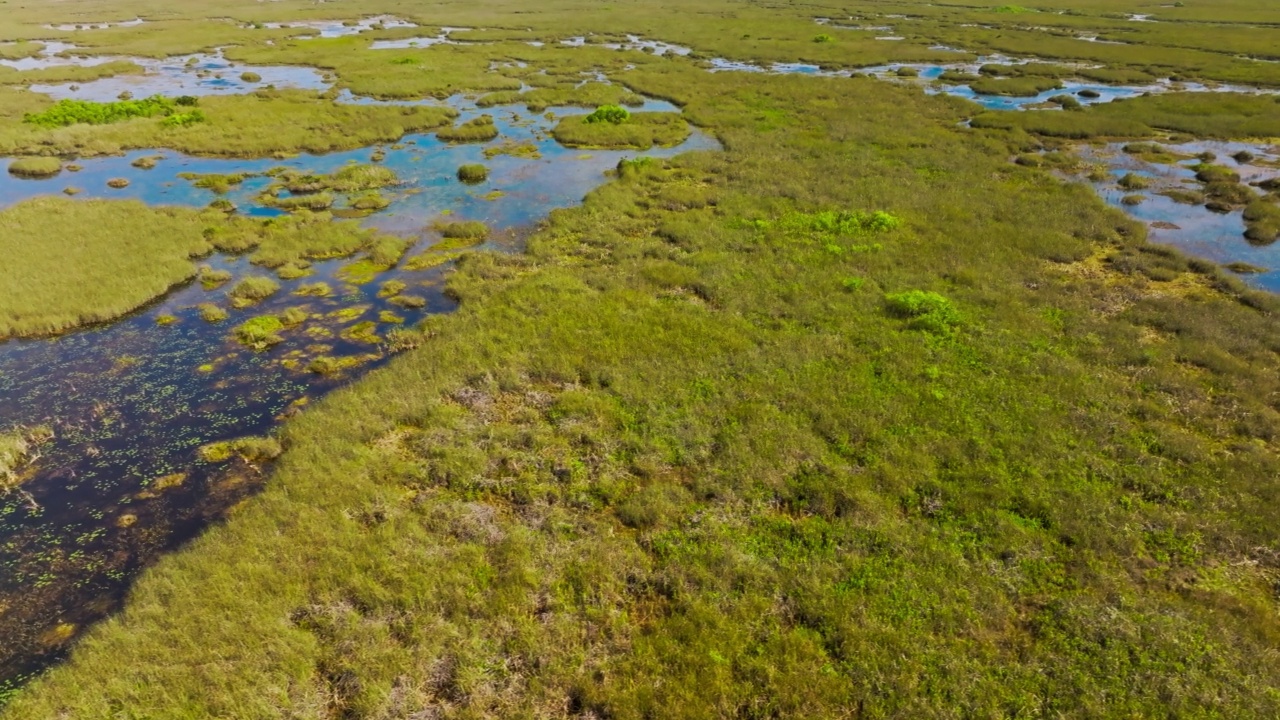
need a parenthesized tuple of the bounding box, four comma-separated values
(1, 0, 1280, 716)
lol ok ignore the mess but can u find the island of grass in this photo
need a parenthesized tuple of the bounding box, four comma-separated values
(436, 115, 499, 143)
(552, 110, 690, 150)
(6, 157, 61, 178)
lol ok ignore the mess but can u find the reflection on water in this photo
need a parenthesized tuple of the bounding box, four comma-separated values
(0, 96, 718, 696)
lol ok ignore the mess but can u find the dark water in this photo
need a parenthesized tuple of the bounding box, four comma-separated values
(0, 96, 718, 697)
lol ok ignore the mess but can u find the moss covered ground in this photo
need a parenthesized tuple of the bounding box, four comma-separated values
(2, 0, 1280, 716)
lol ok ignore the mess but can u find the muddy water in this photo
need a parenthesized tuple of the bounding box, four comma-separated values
(0, 96, 718, 697)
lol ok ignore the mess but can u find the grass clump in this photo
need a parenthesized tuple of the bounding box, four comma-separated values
(437, 220, 490, 240)
(234, 314, 285, 348)
(107, 178, 130, 189)
(228, 276, 280, 305)
(436, 115, 499, 143)
(1118, 173, 1151, 190)
(197, 303, 228, 323)
(240, 72, 262, 83)
(456, 163, 488, 184)
(6, 157, 61, 178)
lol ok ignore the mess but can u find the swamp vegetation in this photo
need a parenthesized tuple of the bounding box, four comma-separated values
(0, 0, 1278, 716)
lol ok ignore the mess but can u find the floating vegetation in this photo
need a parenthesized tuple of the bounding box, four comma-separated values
(155, 314, 178, 326)
(180, 172, 258, 194)
(387, 293, 428, 308)
(7, 157, 62, 178)
(340, 320, 380, 344)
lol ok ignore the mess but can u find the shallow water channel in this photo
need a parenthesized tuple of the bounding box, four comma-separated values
(0, 95, 717, 696)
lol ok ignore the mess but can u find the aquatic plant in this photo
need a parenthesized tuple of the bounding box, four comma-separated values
(456, 163, 489, 184)
(280, 306, 309, 326)
(6, 157, 62, 178)
(378, 280, 407, 298)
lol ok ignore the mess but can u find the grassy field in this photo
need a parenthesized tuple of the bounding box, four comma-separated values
(2, 0, 1280, 716)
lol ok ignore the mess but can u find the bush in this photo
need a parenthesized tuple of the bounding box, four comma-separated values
(457, 164, 489, 184)
(24, 95, 177, 128)
(885, 290, 962, 334)
(585, 104, 631, 125)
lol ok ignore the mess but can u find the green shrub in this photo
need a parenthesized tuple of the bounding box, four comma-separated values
(813, 34, 835, 43)
(885, 290, 962, 334)
(585, 104, 631, 125)
(24, 95, 178, 128)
